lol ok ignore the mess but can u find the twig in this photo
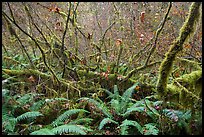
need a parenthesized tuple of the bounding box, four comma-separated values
(144, 2, 172, 66)
(2, 10, 60, 85)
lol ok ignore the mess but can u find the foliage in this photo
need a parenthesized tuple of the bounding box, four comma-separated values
(51, 125, 87, 135)
(98, 118, 118, 130)
(16, 111, 43, 122)
(120, 119, 143, 135)
(142, 123, 159, 135)
(2, 2, 202, 135)
(30, 128, 55, 135)
(51, 109, 90, 127)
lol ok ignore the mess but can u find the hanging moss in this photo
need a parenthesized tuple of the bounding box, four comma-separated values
(156, 2, 201, 98)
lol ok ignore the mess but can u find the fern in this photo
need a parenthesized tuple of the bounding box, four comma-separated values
(120, 83, 139, 113)
(142, 123, 159, 135)
(68, 118, 93, 125)
(78, 97, 113, 119)
(153, 100, 163, 107)
(2, 116, 17, 133)
(163, 109, 191, 127)
(51, 109, 89, 127)
(123, 107, 145, 117)
(120, 125, 129, 135)
(51, 124, 87, 135)
(122, 82, 139, 99)
(109, 99, 121, 115)
(30, 100, 46, 111)
(16, 111, 43, 122)
(144, 99, 160, 118)
(113, 85, 120, 100)
(98, 118, 118, 130)
(54, 97, 69, 101)
(120, 119, 143, 134)
(30, 128, 55, 135)
(104, 88, 115, 99)
(15, 93, 34, 106)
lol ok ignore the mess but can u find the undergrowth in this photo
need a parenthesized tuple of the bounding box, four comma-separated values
(2, 74, 202, 135)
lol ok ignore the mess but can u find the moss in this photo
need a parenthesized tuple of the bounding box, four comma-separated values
(176, 70, 202, 85)
(165, 70, 202, 109)
(178, 2, 201, 44)
(166, 84, 180, 102)
(156, 2, 201, 99)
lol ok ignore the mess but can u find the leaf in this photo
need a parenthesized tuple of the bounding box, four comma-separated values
(2, 117, 17, 132)
(98, 118, 118, 130)
(78, 97, 113, 119)
(16, 111, 43, 122)
(142, 123, 159, 135)
(123, 107, 145, 117)
(30, 128, 55, 135)
(120, 119, 143, 134)
(51, 109, 89, 127)
(68, 118, 93, 125)
(51, 124, 86, 135)
(122, 82, 139, 99)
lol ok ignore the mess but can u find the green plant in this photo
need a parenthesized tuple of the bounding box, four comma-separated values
(30, 108, 93, 135)
(51, 109, 90, 127)
(142, 123, 159, 135)
(16, 111, 43, 122)
(78, 83, 161, 135)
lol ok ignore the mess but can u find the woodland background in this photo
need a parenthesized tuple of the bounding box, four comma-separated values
(2, 2, 202, 135)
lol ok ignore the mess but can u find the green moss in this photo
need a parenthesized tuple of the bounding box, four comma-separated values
(178, 2, 201, 44)
(176, 70, 202, 85)
(156, 2, 201, 99)
(166, 84, 180, 102)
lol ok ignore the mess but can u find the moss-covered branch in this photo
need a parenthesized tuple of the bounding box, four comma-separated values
(156, 2, 201, 97)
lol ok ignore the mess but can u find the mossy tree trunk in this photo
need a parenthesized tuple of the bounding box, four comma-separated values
(156, 2, 201, 99)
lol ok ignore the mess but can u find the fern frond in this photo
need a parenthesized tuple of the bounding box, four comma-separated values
(153, 101, 163, 106)
(132, 100, 146, 107)
(120, 83, 139, 113)
(98, 118, 118, 130)
(51, 109, 89, 127)
(30, 100, 46, 111)
(120, 125, 129, 135)
(123, 107, 145, 117)
(113, 85, 120, 100)
(30, 128, 55, 135)
(68, 118, 93, 125)
(54, 97, 69, 101)
(104, 89, 116, 99)
(2, 89, 10, 97)
(144, 99, 160, 118)
(142, 123, 159, 135)
(181, 110, 191, 120)
(78, 97, 113, 119)
(122, 82, 139, 99)
(110, 99, 121, 114)
(16, 111, 43, 122)
(51, 124, 86, 135)
(16, 93, 33, 105)
(120, 119, 143, 134)
(78, 125, 93, 132)
(2, 117, 17, 133)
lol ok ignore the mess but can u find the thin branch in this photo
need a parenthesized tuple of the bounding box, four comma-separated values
(144, 2, 172, 66)
(2, 10, 60, 85)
